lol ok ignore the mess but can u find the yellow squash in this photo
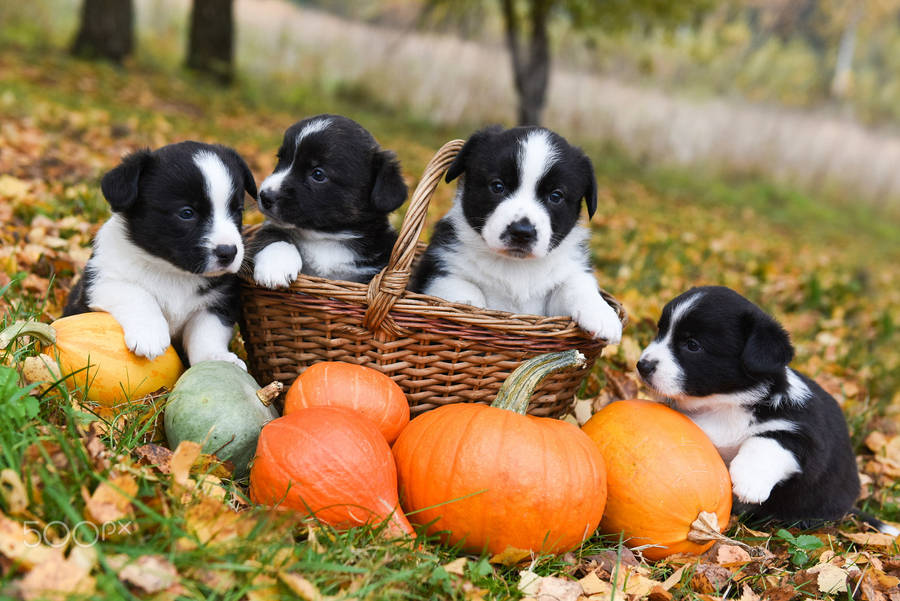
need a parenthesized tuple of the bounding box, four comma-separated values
(1, 312, 184, 407)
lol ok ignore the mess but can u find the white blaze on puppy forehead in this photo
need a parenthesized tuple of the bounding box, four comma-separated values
(639, 290, 704, 396)
(259, 117, 333, 195)
(481, 130, 559, 257)
(193, 150, 243, 270)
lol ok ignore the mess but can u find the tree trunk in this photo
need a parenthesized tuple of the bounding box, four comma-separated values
(501, 0, 551, 126)
(831, 2, 863, 99)
(71, 0, 134, 62)
(187, 0, 235, 84)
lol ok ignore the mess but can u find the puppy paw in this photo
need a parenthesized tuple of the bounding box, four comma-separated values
(729, 458, 775, 505)
(253, 241, 303, 289)
(574, 301, 622, 344)
(123, 321, 171, 360)
(196, 352, 247, 371)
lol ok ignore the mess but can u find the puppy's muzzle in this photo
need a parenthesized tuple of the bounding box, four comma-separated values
(214, 244, 238, 266)
(258, 189, 275, 211)
(637, 358, 658, 379)
(500, 218, 537, 253)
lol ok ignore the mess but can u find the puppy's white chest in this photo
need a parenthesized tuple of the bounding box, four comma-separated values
(297, 235, 360, 280)
(684, 406, 754, 464)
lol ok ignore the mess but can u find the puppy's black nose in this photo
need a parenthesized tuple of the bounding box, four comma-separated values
(636, 358, 658, 379)
(502, 218, 537, 247)
(214, 244, 238, 264)
(258, 190, 273, 210)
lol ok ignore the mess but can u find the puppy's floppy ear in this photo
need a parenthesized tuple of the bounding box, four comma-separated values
(445, 125, 500, 183)
(370, 149, 407, 212)
(579, 153, 598, 219)
(101, 149, 152, 212)
(741, 310, 794, 377)
(227, 147, 258, 200)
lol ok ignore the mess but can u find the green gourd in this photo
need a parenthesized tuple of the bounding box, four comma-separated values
(164, 361, 280, 479)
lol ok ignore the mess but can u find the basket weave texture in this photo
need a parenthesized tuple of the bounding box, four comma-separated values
(239, 140, 627, 417)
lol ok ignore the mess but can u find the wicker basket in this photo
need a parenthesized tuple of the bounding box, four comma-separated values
(239, 139, 627, 417)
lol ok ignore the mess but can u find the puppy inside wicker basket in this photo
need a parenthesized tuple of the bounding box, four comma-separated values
(410, 125, 623, 344)
(246, 114, 408, 287)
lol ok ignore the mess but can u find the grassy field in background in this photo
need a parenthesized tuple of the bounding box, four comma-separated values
(1, 13, 900, 601)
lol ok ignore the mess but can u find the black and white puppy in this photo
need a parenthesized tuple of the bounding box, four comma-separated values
(409, 125, 622, 343)
(636, 285, 879, 528)
(248, 114, 407, 286)
(64, 141, 256, 369)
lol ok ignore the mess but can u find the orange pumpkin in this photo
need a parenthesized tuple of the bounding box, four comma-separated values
(581, 399, 732, 560)
(392, 351, 607, 555)
(284, 361, 409, 444)
(0, 313, 184, 407)
(249, 406, 414, 537)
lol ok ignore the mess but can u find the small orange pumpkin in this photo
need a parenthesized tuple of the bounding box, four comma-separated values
(582, 400, 732, 560)
(284, 361, 409, 444)
(392, 351, 607, 555)
(249, 406, 414, 537)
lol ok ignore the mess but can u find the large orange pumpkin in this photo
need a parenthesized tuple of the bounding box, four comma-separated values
(249, 406, 414, 537)
(581, 400, 732, 560)
(392, 351, 607, 555)
(284, 361, 409, 444)
(0, 313, 184, 407)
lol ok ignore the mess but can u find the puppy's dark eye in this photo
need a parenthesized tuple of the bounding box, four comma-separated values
(178, 207, 196, 220)
(684, 338, 702, 352)
(548, 190, 564, 204)
(310, 167, 327, 183)
(489, 179, 505, 194)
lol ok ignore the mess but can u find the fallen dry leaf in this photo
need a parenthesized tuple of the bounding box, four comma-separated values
(183, 495, 255, 547)
(134, 443, 174, 473)
(444, 557, 468, 577)
(716, 544, 752, 567)
(118, 554, 179, 594)
(0, 469, 28, 516)
(278, 572, 323, 600)
(0, 514, 58, 569)
(807, 562, 848, 594)
(517, 570, 582, 601)
(17, 546, 96, 601)
(171, 440, 202, 487)
(490, 546, 532, 566)
(691, 563, 733, 595)
(83, 473, 138, 526)
(843, 532, 899, 548)
(740, 583, 761, 601)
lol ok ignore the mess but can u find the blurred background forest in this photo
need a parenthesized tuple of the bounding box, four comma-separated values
(6, 0, 900, 206)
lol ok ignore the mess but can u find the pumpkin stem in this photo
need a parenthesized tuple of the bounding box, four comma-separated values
(256, 381, 284, 407)
(0, 321, 57, 349)
(492, 350, 586, 415)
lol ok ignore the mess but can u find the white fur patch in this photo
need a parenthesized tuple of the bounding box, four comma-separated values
(259, 117, 332, 196)
(253, 241, 303, 288)
(683, 398, 795, 463)
(423, 200, 621, 341)
(294, 228, 368, 281)
(182, 310, 246, 369)
(193, 150, 243, 274)
(480, 131, 558, 258)
(729, 436, 800, 504)
(86, 215, 228, 360)
(786, 368, 813, 404)
(638, 291, 704, 396)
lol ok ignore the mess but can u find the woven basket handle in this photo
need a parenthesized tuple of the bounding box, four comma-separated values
(364, 139, 465, 333)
